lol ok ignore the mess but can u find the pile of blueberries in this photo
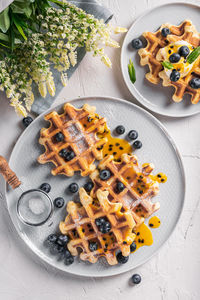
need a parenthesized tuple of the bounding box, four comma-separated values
(131, 27, 200, 88)
(115, 125, 142, 150)
(46, 233, 74, 265)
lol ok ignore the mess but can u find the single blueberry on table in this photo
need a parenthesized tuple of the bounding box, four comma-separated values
(131, 274, 142, 284)
(40, 183, 51, 193)
(22, 116, 33, 127)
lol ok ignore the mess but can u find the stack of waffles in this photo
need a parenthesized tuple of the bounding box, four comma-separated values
(38, 103, 161, 265)
(138, 20, 200, 104)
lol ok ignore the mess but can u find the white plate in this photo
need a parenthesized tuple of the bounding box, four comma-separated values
(5, 96, 185, 277)
(121, 2, 200, 117)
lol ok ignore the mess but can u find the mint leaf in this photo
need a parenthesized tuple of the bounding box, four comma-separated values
(162, 61, 174, 69)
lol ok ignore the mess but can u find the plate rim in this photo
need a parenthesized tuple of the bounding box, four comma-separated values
(5, 95, 186, 277)
(121, 1, 200, 118)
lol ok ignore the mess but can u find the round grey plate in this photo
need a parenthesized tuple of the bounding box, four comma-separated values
(121, 2, 200, 117)
(6, 96, 185, 277)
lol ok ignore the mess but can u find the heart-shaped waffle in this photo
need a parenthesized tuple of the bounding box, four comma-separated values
(38, 103, 107, 176)
(59, 188, 136, 265)
(89, 153, 160, 228)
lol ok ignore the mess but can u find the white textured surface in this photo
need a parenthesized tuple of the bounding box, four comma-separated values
(0, 0, 13, 12)
(0, 0, 200, 299)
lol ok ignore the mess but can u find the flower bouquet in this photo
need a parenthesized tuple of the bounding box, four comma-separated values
(0, 0, 126, 116)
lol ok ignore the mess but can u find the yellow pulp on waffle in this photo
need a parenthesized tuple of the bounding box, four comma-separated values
(80, 114, 132, 160)
(159, 41, 195, 78)
(149, 216, 161, 228)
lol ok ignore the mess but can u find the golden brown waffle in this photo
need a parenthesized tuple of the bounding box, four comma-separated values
(38, 103, 107, 177)
(90, 154, 160, 228)
(138, 20, 199, 85)
(157, 21, 200, 103)
(59, 188, 135, 265)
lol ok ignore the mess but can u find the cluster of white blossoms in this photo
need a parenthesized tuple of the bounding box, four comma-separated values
(0, 1, 127, 116)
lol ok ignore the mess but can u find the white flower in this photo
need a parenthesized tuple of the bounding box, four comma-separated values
(114, 27, 128, 34)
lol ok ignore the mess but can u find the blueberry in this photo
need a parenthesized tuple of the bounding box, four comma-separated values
(59, 148, 68, 158)
(169, 53, 181, 63)
(133, 140, 142, 149)
(161, 27, 171, 37)
(189, 78, 200, 89)
(22, 116, 33, 127)
(170, 69, 180, 82)
(84, 181, 94, 193)
(59, 149, 75, 161)
(89, 241, 98, 252)
(95, 217, 106, 227)
(68, 182, 79, 193)
(131, 274, 141, 284)
(40, 183, 51, 193)
(130, 241, 137, 252)
(128, 130, 138, 140)
(57, 234, 69, 246)
(99, 221, 111, 234)
(117, 252, 129, 264)
(50, 243, 64, 254)
(65, 249, 72, 258)
(47, 234, 57, 244)
(65, 150, 75, 161)
(116, 125, 125, 135)
(64, 255, 74, 265)
(99, 169, 111, 181)
(54, 197, 65, 208)
(179, 46, 190, 58)
(131, 38, 143, 49)
(55, 132, 64, 142)
(116, 181, 125, 193)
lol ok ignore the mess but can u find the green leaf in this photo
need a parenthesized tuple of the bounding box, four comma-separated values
(0, 32, 9, 42)
(162, 61, 174, 69)
(128, 59, 136, 84)
(0, 7, 10, 33)
(11, 2, 32, 18)
(0, 42, 10, 49)
(187, 46, 200, 64)
(13, 16, 27, 41)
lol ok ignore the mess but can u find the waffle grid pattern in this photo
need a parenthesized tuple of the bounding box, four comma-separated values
(59, 188, 135, 265)
(38, 103, 107, 176)
(90, 154, 160, 228)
